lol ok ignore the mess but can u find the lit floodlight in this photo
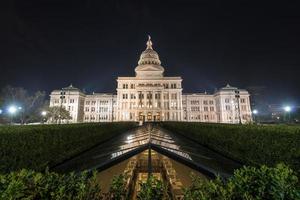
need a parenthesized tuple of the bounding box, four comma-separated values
(0, 109, 2, 114)
(8, 106, 17, 114)
(253, 109, 258, 114)
(41, 111, 47, 116)
(284, 106, 291, 112)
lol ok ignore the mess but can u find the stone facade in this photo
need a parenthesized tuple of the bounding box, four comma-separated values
(49, 36, 252, 124)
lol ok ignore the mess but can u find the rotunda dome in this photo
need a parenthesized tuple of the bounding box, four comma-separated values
(135, 36, 165, 77)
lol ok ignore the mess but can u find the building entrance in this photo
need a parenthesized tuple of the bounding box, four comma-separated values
(147, 112, 152, 121)
(139, 114, 145, 122)
(153, 112, 161, 121)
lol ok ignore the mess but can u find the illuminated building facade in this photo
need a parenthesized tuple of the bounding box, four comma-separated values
(50, 36, 252, 123)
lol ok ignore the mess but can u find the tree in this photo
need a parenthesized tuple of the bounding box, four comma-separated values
(46, 106, 72, 124)
(291, 107, 300, 123)
(0, 85, 47, 124)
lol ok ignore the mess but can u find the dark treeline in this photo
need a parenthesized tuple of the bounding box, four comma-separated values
(0, 85, 48, 124)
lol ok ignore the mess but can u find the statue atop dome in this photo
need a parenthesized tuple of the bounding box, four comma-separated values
(146, 35, 153, 50)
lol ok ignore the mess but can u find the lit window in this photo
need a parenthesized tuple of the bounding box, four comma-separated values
(225, 105, 231, 110)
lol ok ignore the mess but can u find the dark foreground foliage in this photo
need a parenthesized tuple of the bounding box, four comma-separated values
(0, 169, 102, 200)
(1, 165, 298, 200)
(161, 122, 300, 173)
(137, 176, 169, 200)
(0, 122, 136, 173)
(184, 164, 300, 200)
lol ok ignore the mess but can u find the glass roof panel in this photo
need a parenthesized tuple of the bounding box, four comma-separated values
(53, 124, 241, 177)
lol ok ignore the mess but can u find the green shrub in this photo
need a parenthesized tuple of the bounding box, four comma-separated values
(0, 169, 102, 200)
(161, 122, 300, 173)
(183, 164, 300, 200)
(109, 174, 127, 200)
(1, 165, 298, 199)
(137, 175, 169, 200)
(0, 122, 136, 173)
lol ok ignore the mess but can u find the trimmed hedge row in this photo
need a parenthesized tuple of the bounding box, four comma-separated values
(161, 122, 300, 173)
(0, 122, 136, 173)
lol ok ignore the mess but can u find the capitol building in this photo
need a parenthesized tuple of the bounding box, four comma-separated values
(50, 36, 252, 124)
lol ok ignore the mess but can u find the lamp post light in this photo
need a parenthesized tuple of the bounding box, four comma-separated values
(41, 111, 47, 116)
(41, 111, 47, 124)
(8, 106, 17, 114)
(284, 106, 291, 123)
(8, 105, 17, 124)
(252, 109, 258, 123)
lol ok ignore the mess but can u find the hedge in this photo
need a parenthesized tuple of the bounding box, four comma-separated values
(183, 164, 300, 200)
(0, 169, 102, 200)
(1, 164, 299, 200)
(0, 122, 136, 173)
(161, 122, 300, 173)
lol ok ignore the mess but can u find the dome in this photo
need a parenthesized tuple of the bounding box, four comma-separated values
(220, 84, 238, 91)
(135, 36, 165, 77)
(138, 38, 161, 65)
(138, 49, 161, 65)
(63, 84, 81, 91)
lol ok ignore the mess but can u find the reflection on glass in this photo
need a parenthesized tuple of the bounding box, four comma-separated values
(111, 125, 193, 161)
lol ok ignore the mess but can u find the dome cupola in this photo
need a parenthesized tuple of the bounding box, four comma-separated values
(138, 36, 161, 65)
(135, 35, 165, 78)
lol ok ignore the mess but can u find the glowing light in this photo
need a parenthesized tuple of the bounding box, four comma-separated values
(8, 106, 17, 114)
(284, 106, 291, 112)
(41, 111, 47, 116)
(0, 109, 2, 114)
(253, 109, 258, 114)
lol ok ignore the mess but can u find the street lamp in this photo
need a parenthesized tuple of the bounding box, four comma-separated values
(252, 109, 258, 123)
(41, 111, 47, 116)
(284, 106, 291, 112)
(284, 106, 292, 123)
(8, 105, 17, 124)
(41, 111, 47, 124)
(8, 106, 17, 114)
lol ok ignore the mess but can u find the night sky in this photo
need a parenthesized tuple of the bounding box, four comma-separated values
(1, 0, 300, 105)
